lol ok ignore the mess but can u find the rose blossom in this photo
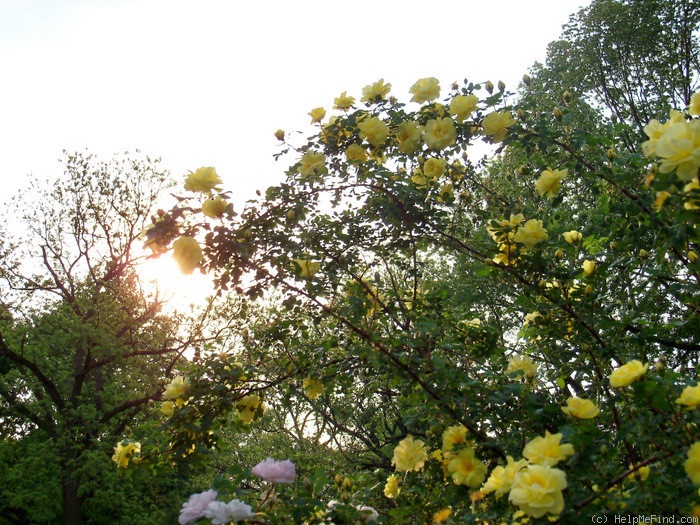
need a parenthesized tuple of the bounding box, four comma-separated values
(251, 457, 296, 483)
(205, 499, 255, 524)
(179, 489, 217, 525)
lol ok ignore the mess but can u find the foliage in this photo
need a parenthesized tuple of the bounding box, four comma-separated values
(542, 0, 700, 143)
(150, 63, 700, 523)
(0, 152, 246, 524)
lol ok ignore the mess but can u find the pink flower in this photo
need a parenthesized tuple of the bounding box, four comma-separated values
(205, 499, 255, 524)
(179, 489, 217, 525)
(251, 458, 296, 483)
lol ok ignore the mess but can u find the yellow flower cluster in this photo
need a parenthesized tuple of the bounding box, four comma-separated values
(163, 375, 190, 407)
(302, 376, 324, 400)
(643, 109, 700, 181)
(642, 100, 700, 215)
(237, 394, 263, 424)
(112, 441, 141, 468)
(488, 213, 549, 266)
(481, 432, 573, 518)
(488, 214, 549, 266)
(439, 425, 487, 488)
(293, 259, 321, 278)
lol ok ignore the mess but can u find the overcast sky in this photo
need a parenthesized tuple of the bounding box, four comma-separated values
(0, 0, 590, 207)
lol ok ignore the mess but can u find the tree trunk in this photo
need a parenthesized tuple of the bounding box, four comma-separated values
(62, 469, 83, 525)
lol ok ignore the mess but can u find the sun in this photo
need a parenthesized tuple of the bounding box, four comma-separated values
(137, 253, 215, 312)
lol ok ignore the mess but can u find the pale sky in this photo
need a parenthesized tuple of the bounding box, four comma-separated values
(0, 0, 590, 207)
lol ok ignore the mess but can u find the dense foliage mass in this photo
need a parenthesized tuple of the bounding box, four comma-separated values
(143, 31, 700, 525)
(1, 1, 698, 523)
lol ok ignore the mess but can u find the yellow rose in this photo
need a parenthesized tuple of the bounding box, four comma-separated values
(562, 230, 583, 245)
(392, 435, 428, 472)
(513, 219, 549, 249)
(361, 78, 392, 102)
(409, 77, 440, 104)
(689, 91, 700, 116)
(432, 508, 452, 524)
(449, 94, 478, 122)
(523, 311, 541, 326)
(654, 190, 671, 211)
(308, 107, 326, 124)
(442, 425, 470, 454)
(509, 465, 567, 518)
(482, 456, 528, 497)
(535, 168, 567, 199)
(609, 360, 648, 387)
(111, 441, 141, 468)
(642, 110, 685, 157)
(172, 236, 202, 275)
(423, 158, 447, 181)
(396, 121, 423, 154)
(676, 385, 700, 409)
(333, 91, 355, 111)
(506, 355, 538, 380)
(482, 110, 515, 142)
(302, 376, 324, 399)
(293, 259, 320, 278)
(298, 151, 327, 179)
(358, 116, 390, 147)
(493, 243, 518, 266)
(238, 394, 262, 424)
(161, 401, 175, 418)
(582, 260, 597, 277)
(424, 117, 457, 150)
(345, 144, 368, 164)
(561, 397, 600, 419)
(274, 129, 285, 141)
(202, 196, 228, 218)
(684, 180, 700, 210)
(411, 169, 430, 189)
(447, 447, 487, 488)
(383, 474, 400, 498)
(163, 375, 190, 400)
(523, 431, 575, 467)
(184, 166, 222, 193)
(655, 120, 700, 181)
(685, 442, 700, 484)
(627, 465, 650, 482)
(437, 184, 454, 202)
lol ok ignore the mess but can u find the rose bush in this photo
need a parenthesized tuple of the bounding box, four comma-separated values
(127, 74, 700, 521)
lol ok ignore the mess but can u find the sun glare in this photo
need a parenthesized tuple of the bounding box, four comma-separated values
(137, 254, 215, 312)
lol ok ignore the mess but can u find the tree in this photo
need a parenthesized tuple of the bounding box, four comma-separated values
(152, 67, 700, 522)
(541, 0, 700, 147)
(0, 152, 225, 524)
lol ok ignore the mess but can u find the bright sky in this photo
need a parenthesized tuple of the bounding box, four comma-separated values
(0, 0, 591, 207)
